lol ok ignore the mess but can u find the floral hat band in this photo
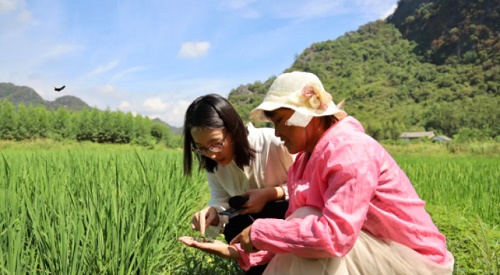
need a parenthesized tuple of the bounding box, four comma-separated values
(250, 71, 346, 127)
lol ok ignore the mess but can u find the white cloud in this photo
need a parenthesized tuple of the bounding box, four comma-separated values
(17, 8, 31, 22)
(118, 101, 130, 110)
(42, 44, 79, 60)
(381, 3, 398, 19)
(0, 0, 32, 26)
(154, 99, 191, 126)
(178, 41, 210, 58)
(88, 61, 119, 76)
(118, 97, 191, 126)
(143, 97, 168, 112)
(0, 0, 32, 34)
(110, 66, 146, 82)
(97, 84, 118, 94)
(353, 0, 398, 18)
(64, 84, 130, 110)
(0, 0, 20, 13)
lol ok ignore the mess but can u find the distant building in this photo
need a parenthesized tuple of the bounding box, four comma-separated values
(399, 131, 452, 142)
(399, 131, 435, 142)
(431, 135, 453, 142)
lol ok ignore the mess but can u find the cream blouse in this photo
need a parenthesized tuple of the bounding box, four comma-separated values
(206, 123, 294, 212)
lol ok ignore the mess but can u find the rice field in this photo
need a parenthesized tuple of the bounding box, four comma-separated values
(396, 156, 500, 226)
(0, 147, 209, 274)
(0, 146, 498, 274)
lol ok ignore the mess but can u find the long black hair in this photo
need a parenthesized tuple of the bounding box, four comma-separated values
(183, 94, 255, 176)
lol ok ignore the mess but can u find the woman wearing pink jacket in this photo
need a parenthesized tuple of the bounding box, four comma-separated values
(180, 71, 454, 274)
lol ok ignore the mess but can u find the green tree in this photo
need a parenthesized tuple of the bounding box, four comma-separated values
(88, 108, 102, 142)
(99, 108, 115, 143)
(33, 105, 50, 138)
(52, 107, 73, 140)
(75, 108, 93, 141)
(151, 122, 171, 144)
(0, 99, 17, 139)
(122, 112, 135, 143)
(15, 103, 31, 140)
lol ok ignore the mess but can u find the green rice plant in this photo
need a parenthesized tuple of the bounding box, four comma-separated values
(397, 156, 500, 275)
(1, 146, 498, 274)
(396, 156, 500, 226)
(0, 148, 210, 274)
(428, 205, 500, 275)
(466, 217, 499, 275)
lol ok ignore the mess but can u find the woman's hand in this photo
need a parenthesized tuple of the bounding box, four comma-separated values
(191, 206, 220, 235)
(178, 237, 241, 259)
(230, 225, 259, 253)
(239, 188, 275, 215)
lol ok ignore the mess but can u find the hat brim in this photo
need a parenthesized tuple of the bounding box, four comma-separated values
(249, 101, 286, 121)
(250, 101, 344, 122)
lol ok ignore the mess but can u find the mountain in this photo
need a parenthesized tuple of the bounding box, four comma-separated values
(228, 0, 499, 140)
(0, 82, 45, 106)
(0, 82, 90, 111)
(47, 95, 91, 111)
(388, 0, 500, 64)
(153, 118, 183, 135)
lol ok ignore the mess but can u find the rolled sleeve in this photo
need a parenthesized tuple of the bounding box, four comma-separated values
(234, 243, 275, 270)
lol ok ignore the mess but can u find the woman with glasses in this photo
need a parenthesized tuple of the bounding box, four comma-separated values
(180, 73, 454, 275)
(182, 93, 294, 275)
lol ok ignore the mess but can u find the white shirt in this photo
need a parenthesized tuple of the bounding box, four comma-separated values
(206, 123, 294, 212)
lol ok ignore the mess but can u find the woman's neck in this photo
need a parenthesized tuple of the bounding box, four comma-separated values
(304, 117, 342, 153)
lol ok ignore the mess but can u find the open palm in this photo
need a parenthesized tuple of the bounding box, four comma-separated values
(178, 236, 241, 259)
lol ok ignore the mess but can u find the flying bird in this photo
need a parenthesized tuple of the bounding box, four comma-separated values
(55, 85, 66, 92)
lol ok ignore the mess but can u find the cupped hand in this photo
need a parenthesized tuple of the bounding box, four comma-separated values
(191, 206, 220, 235)
(178, 236, 241, 259)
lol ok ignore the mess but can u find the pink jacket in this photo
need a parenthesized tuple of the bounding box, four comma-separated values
(237, 117, 451, 269)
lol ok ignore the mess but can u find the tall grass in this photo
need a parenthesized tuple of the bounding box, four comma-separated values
(396, 155, 500, 274)
(396, 156, 500, 226)
(0, 148, 207, 274)
(0, 146, 498, 274)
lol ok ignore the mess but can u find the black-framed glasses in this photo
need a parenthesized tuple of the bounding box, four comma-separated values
(192, 132, 227, 155)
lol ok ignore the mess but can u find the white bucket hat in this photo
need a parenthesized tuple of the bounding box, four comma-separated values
(250, 71, 346, 127)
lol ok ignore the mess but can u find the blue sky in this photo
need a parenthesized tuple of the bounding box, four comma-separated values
(0, 0, 398, 127)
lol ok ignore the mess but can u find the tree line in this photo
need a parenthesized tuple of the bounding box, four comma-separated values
(0, 99, 175, 147)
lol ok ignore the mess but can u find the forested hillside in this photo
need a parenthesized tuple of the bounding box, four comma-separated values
(229, 0, 499, 141)
(389, 0, 500, 64)
(0, 82, 90, 111)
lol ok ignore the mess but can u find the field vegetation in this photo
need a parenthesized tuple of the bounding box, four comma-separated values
(0, 141, 498, 274)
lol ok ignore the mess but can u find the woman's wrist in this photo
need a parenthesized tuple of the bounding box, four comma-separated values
(228, 245, 242, 259)
(273, 185, 288, 200)
(267, 186, 281, 201)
